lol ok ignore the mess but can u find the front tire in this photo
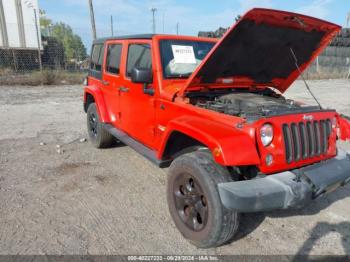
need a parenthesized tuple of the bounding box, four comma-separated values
(86, 103, 114, 148)
(167, 150, 240, 248)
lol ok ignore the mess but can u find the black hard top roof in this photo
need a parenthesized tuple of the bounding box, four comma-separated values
(93, 34, 155, 44)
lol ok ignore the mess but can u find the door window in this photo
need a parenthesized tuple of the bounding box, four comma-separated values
(126, 44, 152, 77)
(90, 44, 104, 71)
(106, 44, 122, 74)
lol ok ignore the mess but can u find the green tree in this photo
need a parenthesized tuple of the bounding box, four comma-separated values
(51, 23, 87, 61)
(40, 10, 87, 61)
(39, 10, 52, 29)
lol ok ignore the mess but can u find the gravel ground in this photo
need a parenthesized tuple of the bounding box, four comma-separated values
(0, 79, 350, 255)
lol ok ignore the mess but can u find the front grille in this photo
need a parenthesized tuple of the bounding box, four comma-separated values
(282, 119, 332, 163)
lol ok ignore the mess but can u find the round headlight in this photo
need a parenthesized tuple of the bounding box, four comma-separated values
(260, 123, 274, 147)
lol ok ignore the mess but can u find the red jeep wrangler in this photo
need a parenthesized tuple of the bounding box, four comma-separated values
(84, 8, 350, 248)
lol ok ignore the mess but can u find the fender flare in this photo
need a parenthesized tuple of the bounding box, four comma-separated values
(84, 86, 110, 123)
(158, 116, 261, 166)
(338, 114, 350, 141)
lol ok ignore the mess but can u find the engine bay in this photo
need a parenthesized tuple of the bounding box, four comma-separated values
(190, 88, 321, 121)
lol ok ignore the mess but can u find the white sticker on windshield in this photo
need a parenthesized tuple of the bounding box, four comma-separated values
(171, 45, 196, 64)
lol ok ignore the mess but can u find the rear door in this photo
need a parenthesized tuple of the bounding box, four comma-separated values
(118, 40, 156, 148)
(102, 41, 124, 125)
(88, 43, 105, 94)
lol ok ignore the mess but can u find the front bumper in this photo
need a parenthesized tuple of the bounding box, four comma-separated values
(218, 149, 350, 212)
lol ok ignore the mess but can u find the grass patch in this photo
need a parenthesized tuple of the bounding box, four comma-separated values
(0, 69, 86, 86)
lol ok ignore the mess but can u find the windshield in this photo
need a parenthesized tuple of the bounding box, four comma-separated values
(159, 40, 215, 79)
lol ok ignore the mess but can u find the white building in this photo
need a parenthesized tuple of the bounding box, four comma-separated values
(0, 0, 42, 50)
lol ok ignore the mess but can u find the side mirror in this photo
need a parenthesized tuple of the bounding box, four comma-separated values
(131, 67, 153, 84)
(131, 67, 154, 96)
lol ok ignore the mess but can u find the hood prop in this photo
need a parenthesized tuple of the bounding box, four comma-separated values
(290, 48, 322, 109)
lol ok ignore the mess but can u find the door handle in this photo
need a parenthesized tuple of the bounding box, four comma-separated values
(119, 86, 129, 92)
(101, 80, 109, 86)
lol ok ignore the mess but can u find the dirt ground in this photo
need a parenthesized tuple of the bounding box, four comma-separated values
(0, 79, 350, 255)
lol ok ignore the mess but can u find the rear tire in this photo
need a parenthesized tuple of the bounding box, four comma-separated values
(86, 103, 114, 148)
(167, 150, 240, 248)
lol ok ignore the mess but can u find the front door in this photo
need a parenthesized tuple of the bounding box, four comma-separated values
(118, 40, 156, 148)
(102, 41, 123, 126)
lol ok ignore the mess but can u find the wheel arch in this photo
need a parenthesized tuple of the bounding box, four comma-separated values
(157, 116, 261, 167)
(161, 131, 207, 164)
(84, 92, 95, 112)
(83, 86, 110, 123)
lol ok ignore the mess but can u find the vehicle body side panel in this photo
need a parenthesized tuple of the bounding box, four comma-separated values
(117, 39, 157, 149)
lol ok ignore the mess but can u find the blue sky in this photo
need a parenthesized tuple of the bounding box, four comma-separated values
(39, 0, 350, 51)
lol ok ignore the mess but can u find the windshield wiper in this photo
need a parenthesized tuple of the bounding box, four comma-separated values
(168, 73, 192, 79)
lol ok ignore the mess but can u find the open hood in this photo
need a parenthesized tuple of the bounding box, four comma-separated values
(178, 8, 340, 96)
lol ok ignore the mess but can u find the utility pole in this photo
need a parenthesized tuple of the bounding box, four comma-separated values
(33, 9, 42, 72)
(24, 1, 42, 72)
(176, 22, 179, 35)
(162, 11, 165, 33)
(110, 15, 114, 36)
(88, 0, 97, 40)
(151, 7, 157, 34)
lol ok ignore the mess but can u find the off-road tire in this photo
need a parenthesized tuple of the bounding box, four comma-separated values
(87, 103, 114, 148)
(167, 150, 240, 248)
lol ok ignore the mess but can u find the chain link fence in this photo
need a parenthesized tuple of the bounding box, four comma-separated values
(0, 51, 88, 85)
(0, 23, 96, 85)
(0, 22, 129, 85)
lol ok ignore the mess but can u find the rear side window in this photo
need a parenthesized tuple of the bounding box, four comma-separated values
(90, 44, 104, 71)
(126, 44, 152, 77)
(106, 44, 122, 74)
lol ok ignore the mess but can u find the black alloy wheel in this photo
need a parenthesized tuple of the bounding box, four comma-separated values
(88, 111, 98, 137)
(86, 103, 114, 148)
(173, 173, 208, 231)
